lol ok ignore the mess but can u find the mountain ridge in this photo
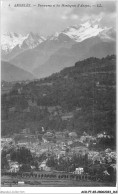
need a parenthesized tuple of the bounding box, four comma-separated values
(1, 21, 116, 79)
(1, 61, 35, 82)
(1, 32, 46, 59)
(33, 37, 115, 78)
(1, 21, 115, 59)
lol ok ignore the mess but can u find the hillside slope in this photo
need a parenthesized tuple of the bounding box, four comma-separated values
(34, 37, 115, 78)
(1, 55, 116, 139)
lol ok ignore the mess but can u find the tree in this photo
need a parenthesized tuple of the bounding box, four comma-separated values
(1, 150, 9, 169)
(46, 156, 56, 167)
(19, 164, 31, 172)
(107, 166, 116, 182)
(11, 147, 33, 164)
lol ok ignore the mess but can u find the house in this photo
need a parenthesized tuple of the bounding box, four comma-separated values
(67, 140, 73, 145)
(47, 106, 61, 114)
(9, 162, 20, 173)
(74, 167, 84, 175)
(42, 137, 49, 143)
(39, 160, 51, 171)
(6, 154, 11, 161)
(39, 82, 53, 86)
(9, 165, 19, 173)
(71, 146, 88, 154)
(41, 127, 45, 132)
(103, 170, 110, 176)
(97, 132, 112, 139)
(70, 141, 84, 148)
(61, 112, 73, 120)
(21, 128, 31, 134)
(9, 107, 16, 112)
(55, 132, 66, 139)
(80, 135, 96, 143)
(110, 164, 116, 171)
(23, 107, 30, 113)
(60, 142, 66, 147)
(57, 150, 66, 158)
(69, 132, 77, 138)
(17, 142, 28, 147)
(28, 99, 37, 107)
(76, 107, 82, 111)
(31, 166, 36, 170)
(96, 82, 100, 87)
(105, 148, 112, 153)
(47, 106, 56, 113)
(38, 106, 46, 110)
(42, 132, 55, 143)
(18, 87, 23, 94)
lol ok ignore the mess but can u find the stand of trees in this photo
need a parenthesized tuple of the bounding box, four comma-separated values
(10, 147, 33, 164)
(46, 153, 89, 172)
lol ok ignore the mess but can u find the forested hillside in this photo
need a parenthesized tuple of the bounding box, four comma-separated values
(1, 55, 116, 140)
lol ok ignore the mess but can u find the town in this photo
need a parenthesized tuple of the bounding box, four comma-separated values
(1, 127, 116, 186)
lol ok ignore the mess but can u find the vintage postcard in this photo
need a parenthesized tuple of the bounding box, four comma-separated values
(0, 0, 117, 193)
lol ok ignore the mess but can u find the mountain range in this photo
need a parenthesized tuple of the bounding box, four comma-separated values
(1, 32, 46, 59)
(1, 21, 116, 81)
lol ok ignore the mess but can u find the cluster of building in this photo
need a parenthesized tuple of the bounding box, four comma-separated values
(88, 150, 116, 164)
(1, 138, 15, 151)
(1, 128, 116, 174)
(2, 128, 115, 156)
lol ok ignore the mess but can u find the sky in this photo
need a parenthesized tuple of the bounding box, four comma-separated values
(1, 0, 116, 37)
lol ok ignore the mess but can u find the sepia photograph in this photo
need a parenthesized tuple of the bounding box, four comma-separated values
(1, 0, 117, 191)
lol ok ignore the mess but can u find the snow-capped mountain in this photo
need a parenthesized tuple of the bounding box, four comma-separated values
(1, 20, 116, 80)
(1, 32, 46, 54)
(1, 32, 26, 53)
(21, 32, 46, 49)
(1, 21, 115, 57)
(48, 21, 115, 42)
